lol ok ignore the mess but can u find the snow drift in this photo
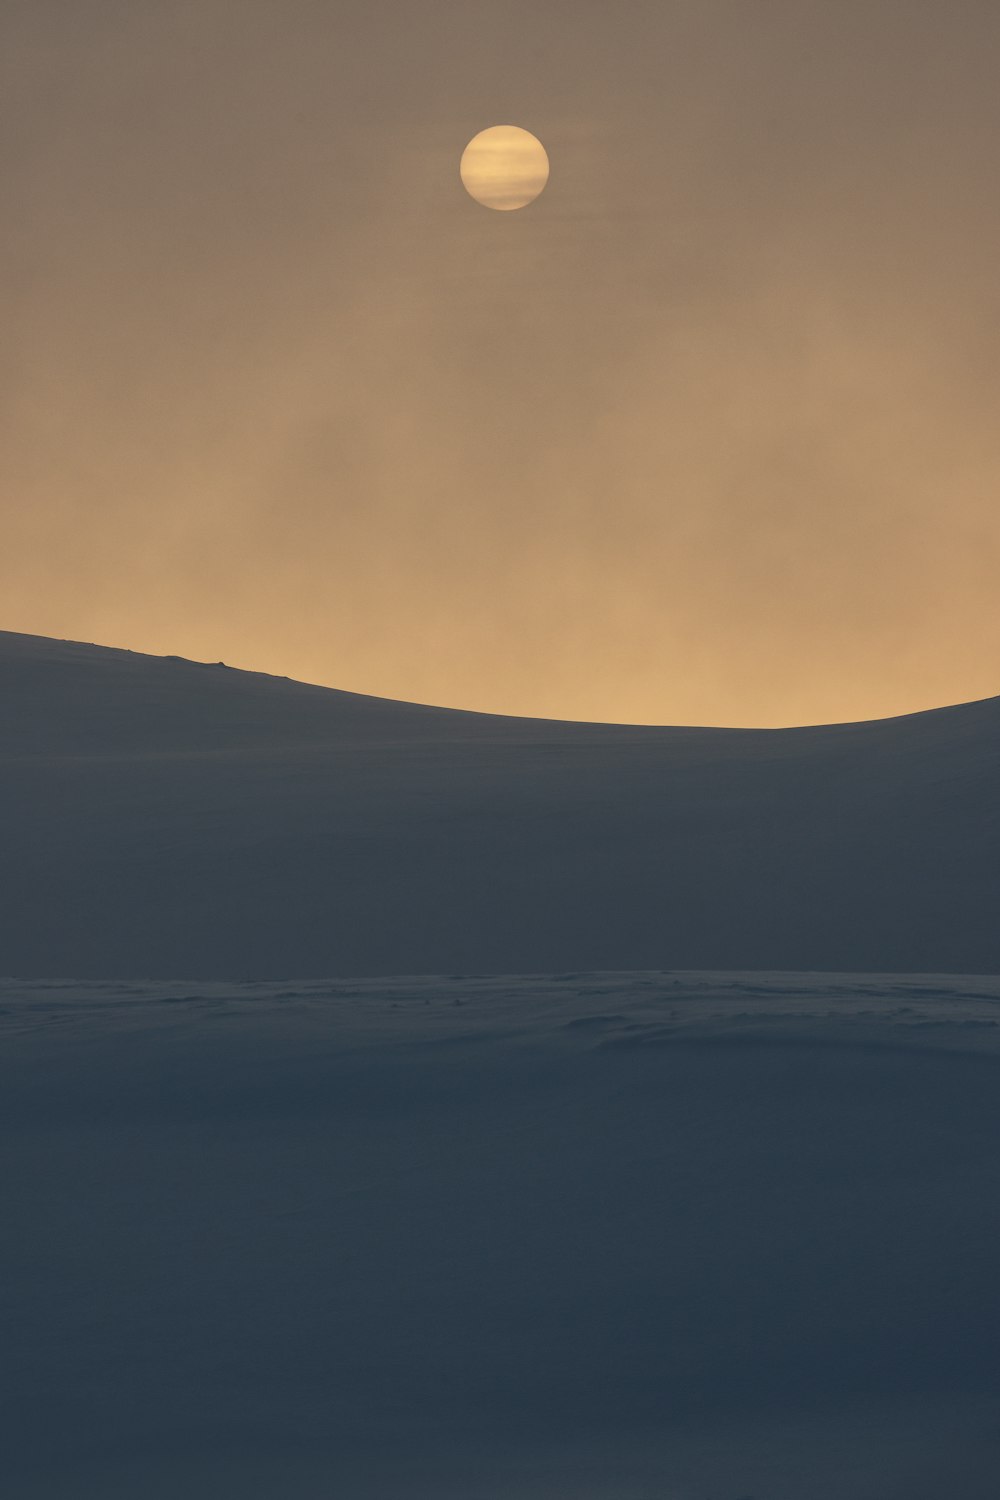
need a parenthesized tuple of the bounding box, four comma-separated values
(1, 629, 997, 978)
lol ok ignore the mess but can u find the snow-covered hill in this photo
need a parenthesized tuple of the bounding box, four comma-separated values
(1, 630, 997, 978)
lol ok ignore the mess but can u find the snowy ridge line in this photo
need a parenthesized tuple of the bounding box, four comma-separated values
(2, 971, 999, 1054)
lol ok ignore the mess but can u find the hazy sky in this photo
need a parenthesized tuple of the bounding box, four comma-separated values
(4, 0, 1000, 725)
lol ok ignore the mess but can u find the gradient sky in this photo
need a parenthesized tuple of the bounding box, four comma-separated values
(3, 0, 1000, 725)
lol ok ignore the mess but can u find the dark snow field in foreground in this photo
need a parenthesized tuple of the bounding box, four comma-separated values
(3, 970, 999, 1498)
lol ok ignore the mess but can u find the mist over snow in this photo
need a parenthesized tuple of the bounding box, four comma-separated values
(6, 2, 1000, 1491)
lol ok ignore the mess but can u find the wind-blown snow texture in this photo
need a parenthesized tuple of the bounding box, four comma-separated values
(1, 630, 998, 977)
(2, 972, 1000, 1497)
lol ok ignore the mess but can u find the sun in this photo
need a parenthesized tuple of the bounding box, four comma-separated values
(460, 125, 550, 211)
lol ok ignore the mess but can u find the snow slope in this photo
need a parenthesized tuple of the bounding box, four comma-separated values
(1, 630, 997, 978)
(2, 972, 999, 1498)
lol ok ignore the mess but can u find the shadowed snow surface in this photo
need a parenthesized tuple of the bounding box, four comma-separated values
(1, 630, 998, 977)
(1, 971, 999, 1498)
